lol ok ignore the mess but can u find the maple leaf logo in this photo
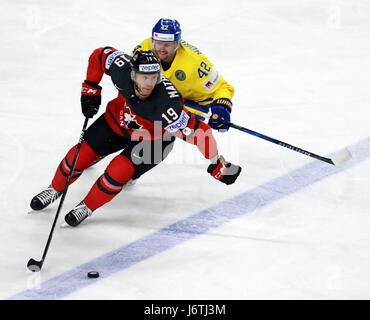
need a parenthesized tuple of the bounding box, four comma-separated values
(124, 106, 143, 130)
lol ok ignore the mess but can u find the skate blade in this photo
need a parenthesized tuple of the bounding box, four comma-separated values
(60, 222, 70, 228)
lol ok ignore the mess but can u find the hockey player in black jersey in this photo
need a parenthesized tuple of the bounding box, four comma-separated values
(30, 49, 241, 227)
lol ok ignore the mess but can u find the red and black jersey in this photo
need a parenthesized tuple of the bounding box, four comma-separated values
(84, 47, 218, 159)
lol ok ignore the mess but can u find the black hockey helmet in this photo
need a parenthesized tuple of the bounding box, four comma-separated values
(130, 50, 162, 84)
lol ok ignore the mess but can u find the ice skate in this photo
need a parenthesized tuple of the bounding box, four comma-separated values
(30, 185, 62, 211)
(63, 201, 93, 227)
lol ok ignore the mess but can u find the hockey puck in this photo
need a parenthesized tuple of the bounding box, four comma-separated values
(87, 271, 99, 278)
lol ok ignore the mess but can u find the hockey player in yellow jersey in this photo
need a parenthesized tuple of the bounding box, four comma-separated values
(132, 18, 234, 132)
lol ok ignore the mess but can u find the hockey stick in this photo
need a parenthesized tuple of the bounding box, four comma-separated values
(205, 113, 352, 166)
(27, 117, 89, 272)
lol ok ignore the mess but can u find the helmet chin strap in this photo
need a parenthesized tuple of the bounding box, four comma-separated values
(133, 81, 147, 99)
(133, 78, 151, 99)
(131, 71, 144, 97)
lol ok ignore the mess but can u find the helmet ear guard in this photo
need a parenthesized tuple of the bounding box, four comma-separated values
(156, 71, 162, 85)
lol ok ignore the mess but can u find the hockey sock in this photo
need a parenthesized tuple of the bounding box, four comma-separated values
(84, 155, 136, 211)
(51, 141, 100, 192)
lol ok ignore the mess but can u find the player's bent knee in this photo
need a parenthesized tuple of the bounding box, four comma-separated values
(65, 141, 100, 171)
(105, 155, 136, 185)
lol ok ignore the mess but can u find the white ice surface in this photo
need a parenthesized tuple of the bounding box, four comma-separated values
(1, 0, 370, 300)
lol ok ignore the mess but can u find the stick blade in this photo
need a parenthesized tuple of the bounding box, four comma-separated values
(332, 148, 352, 166)
(27, 258, 42, 272)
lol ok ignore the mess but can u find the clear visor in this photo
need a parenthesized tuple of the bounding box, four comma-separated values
(151, 39, 180, 54)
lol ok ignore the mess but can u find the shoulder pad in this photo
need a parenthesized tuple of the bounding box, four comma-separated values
(163, 109, 190, 133)
(179, 40, 203, 56)
(105, 51, 130, 70)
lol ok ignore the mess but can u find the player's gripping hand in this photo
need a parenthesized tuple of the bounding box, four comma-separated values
(81, 80, 102, 118)
(207, 155, 241, 185)
(208, 98, 232, 132)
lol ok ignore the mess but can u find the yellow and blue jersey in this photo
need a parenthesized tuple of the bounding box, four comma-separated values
(132, 38, 234, 118)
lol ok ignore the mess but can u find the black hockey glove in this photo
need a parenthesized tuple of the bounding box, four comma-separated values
(207, 155, 241, 185)
(81, 80, 102, 118)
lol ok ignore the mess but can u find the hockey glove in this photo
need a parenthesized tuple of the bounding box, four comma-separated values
(207, 156, 241, 185)
(81, 80, 102, 118)
(208, 98, 232, 132)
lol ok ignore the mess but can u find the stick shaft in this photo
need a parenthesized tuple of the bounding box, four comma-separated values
(39, 117, 89, 266)
(225, 121, 334, 165)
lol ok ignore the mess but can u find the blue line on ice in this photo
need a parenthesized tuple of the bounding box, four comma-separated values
(9, 136, 370, 299)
